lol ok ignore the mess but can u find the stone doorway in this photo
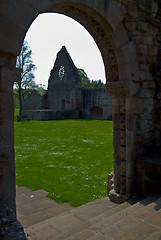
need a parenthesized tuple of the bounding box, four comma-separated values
(0, 0, 144, 211)
(90, 106, 103, 119)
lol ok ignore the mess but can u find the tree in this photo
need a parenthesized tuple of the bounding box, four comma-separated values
(14, 40, 36, 115)
(77, 68, 91, 88)
(77, 68, 104, 88)
(90, 79, 104, 88)
(34, 84, 46, 96)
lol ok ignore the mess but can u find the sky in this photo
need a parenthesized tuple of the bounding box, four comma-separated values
(25, 13, 106, 89)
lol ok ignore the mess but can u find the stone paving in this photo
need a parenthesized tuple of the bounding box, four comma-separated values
(16, 186, 161, 240)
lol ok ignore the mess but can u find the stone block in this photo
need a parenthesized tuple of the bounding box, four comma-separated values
(141, 114, 153, 120)
(140, 120, 150, 130)
(139, 64, 149, 72)
(126, 130, 136, 147)
(137, 22, 150, 33)
(126, 114, 137, 131)
(0, 13, 25, 55)
(120, 114, 126, 130)
(139, 71, 152, 82)
(121, 161, 126, 176)
(148, 55, 157, 64)
(27, 0, 51, 13)
(118, 41, 137, 65)
(145, 230, 161, 240)
(113, 22, 129, 48)
(126, 98, 144, 114)
(138, 55, 147, 64)
(143, 105, 154, 115)
(137, 44, 148, 56)
(135, 158, 161, 196)
(157, 93, 161, 99)
(120, 131, 126, 146)
(142, 81, 155, 89)
(148, 46, 158, 57)
(120, 146, 126, 160)
(144, 36, 154, 46)
(0, 0, 37, 31)
(139, 89, 155, 98)
(105, 0, 124, 31)
(124, 22, 137, 32)
(137, 0, 158, 17)
(119, 66, 140, 94)
(126, 2, 138, 18)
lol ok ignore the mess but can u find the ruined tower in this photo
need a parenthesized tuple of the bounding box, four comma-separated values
(40, 46, 82, 110)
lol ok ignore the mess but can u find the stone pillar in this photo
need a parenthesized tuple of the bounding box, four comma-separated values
(112, 97, 121, 192)
(120, 97, 126, 195)
(0, 66, 21, 213)
(126, 98, 137, 195)
(106, 81, 129, 202)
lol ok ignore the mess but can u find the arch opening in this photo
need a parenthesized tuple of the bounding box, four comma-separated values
(14, 6, 114, 209)
(90, 106, 103, 119)
(0, 0, 140, 215)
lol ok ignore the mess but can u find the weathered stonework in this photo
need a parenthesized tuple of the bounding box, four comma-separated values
(0, 200, 27, 239)
(0, 0, 161, 227)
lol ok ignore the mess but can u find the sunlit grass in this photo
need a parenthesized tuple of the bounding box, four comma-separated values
(14, 118, 113, 206)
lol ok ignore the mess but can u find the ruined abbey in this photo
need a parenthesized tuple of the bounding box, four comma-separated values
(22, 46, 112, 120)
(0, 0, 161, 238)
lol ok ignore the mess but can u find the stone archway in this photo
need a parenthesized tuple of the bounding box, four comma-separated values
(0, 0, 144, 211)
(90, 106, 103, 119)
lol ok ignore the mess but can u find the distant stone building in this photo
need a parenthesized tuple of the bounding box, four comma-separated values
(22, 46, 112, 120)
(22, 90, 41, 110)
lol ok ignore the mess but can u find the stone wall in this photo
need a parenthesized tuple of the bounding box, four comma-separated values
(82, 88, 112, 119)
(114, 0, 161, 156)
(112, 0, 161, 196)
(22, 90, 41, 110)
(22, 109, 79, 121)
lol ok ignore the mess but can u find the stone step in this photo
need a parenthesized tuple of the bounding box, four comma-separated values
(23, 197, 138, 240)
(88, 195, 161, 240)
(16, 186, 161, 240)
(16, 186, 74, 228)
(145, 230, 161, 240)
(21, 196, 119, 239)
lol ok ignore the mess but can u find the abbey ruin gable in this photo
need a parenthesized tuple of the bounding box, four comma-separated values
(22, 46, 112, 120)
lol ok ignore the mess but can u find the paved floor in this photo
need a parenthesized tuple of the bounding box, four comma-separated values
(16, 186, 161, 240)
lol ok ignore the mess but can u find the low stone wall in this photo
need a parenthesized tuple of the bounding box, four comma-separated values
(21, 109, 79, 121)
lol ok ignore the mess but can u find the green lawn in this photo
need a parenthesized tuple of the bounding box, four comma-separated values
(14, 118, 113, 206)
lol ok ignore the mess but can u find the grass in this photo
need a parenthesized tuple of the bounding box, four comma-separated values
(14, 117, 113, 207)
(14, 109, 19, 122)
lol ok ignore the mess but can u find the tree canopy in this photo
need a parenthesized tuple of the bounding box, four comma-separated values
(77, 68, 104, 88)
(14, 41, 45, 113)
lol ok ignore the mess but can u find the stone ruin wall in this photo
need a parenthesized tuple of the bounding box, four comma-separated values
(35, 46, 112, 120)
(114, 0, 161, 156)
(82, 88, 112, 119)
(22, 90, 41, 111)
(112, 0, 161, 195)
